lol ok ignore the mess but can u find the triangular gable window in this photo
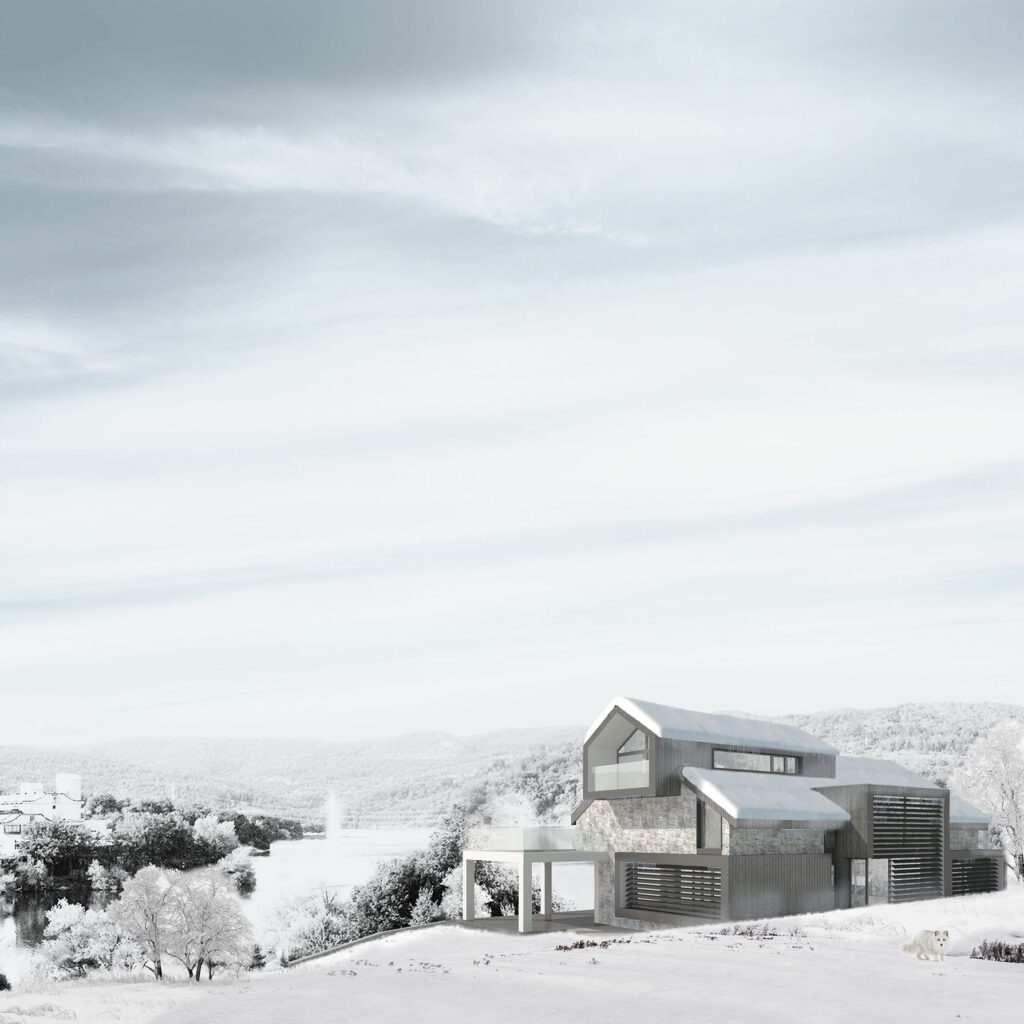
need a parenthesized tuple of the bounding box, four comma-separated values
(617, 728, 647, 764)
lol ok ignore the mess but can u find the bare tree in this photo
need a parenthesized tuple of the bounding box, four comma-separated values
(109, 866, 178, 979)
(954, 720, 1024, 882)
(166, 869, 252, 982)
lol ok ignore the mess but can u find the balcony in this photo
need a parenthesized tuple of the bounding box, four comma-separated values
(465, 826, 582, 852)
(590, 759, 650, 792)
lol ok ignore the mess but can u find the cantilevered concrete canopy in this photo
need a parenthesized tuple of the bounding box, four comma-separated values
(462, 827, 602, 934)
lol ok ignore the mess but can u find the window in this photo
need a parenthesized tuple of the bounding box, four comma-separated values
(696, 800, 722, 850)
(617, 729, 647, 764)
(712, 750, 801, 774)
(3, 824, 22, 834)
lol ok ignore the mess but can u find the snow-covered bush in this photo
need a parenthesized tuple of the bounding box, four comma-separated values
(14, 858, 48, 889)
(39, 898, 145, 978)
(192, 814, 240, 858)
(971, 940, 1024, 964)
(217, 846, 256, 895)
(408, 889, 445, 925)
(273, 892, 349, 960)
(87, 859, 129, 893)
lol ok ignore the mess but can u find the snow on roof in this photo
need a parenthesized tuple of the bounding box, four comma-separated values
(829, 757, 989, 823)
(683, 755, 991, 829)
(948, 794, 990, 827)
(586, 696, 839, 755)
(829, 755, 942, 789)
(682, 767, 851, 826)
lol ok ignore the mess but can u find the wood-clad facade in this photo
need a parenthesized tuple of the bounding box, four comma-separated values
(577, 698, 1003, 929)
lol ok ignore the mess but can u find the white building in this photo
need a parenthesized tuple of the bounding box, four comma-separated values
(0, 773, 84, 859)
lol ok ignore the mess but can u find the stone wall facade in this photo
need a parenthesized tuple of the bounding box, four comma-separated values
(576, 794, 699, 928)
(950, 828, 990, 851)
(579, 796, 832, 927)
(726, 828, 825, 855)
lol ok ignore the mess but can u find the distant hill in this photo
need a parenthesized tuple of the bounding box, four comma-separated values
(1, 702, 1018, 828)
(0, 727, 582, 828)
(777, 702, 1021, 786)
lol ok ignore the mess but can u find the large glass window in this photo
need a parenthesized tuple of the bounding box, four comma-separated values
(2, 824, 21, 834)
(617, 729, 647, 764)
(588, 713, 651, 791)
(712, 750, 801, 774)
(849, 858, 891, 907)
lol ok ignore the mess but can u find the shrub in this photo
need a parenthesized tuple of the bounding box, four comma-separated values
(971, 940, 1024, 964)
(0, 971, 10, 991)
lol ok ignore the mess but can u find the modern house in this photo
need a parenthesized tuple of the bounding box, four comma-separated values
(463, 698, 1003, 932)
(0, 773, 85, 859)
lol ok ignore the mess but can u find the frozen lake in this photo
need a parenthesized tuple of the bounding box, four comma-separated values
(0, 828, 593, 980)
(245, 830, 594, 934)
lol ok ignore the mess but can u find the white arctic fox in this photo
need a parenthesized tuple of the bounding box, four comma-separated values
(903, 929, 950, 961)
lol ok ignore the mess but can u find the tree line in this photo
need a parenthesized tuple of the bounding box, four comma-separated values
(275, 805, 570, 961)
(1, 797, 302, 897)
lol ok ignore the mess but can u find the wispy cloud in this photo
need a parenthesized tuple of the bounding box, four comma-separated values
(1, 1, 1023, 742)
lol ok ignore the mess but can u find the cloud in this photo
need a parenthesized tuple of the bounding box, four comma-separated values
(2, 2, 1023, 741)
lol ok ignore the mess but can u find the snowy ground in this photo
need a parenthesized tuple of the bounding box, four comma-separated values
(2, 888, 1022, 1024)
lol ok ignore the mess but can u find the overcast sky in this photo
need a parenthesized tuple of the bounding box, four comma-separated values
(2, 1, 1023, 745)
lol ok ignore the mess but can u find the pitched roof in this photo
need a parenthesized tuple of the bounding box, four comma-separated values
(682, 767, 851, 827)
(683, 754, 991, 828)
(586, 697, 839, 755)
(827, 757, 989, 824)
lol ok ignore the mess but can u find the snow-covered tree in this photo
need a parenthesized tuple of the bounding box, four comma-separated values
(165, 868, 252, 981)
(87, 859, 129, 893)
(954, 720, 1024, 882)
(109, 866, 178, 979)
(408, 888, 445, 925)
(40, 899, 144, 978)
(192, 814, 239, 857)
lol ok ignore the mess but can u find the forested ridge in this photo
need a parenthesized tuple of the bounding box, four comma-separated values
(3, 702, 1019, 827)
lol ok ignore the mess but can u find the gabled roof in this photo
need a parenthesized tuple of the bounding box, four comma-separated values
(586, 697, 839, 756)
(828, 755, 943, 789)
(683, 754, 991, 829)
(682, 767, 851, 827)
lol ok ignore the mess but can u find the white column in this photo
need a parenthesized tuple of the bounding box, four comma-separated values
(540, 861, 553, 919)
(462, 857, 475, 921)
(518, 855, 533, 934)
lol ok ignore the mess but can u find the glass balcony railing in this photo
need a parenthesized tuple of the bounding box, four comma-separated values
(590, 760, 650, 791)
(464, 826, 582, 851)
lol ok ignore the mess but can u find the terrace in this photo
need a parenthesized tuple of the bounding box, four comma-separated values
(461, 826, 603, 934)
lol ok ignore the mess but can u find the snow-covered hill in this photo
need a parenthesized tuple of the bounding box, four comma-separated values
(778, 701, 1021, 785)
(4, 888, 1022, 1024)
(1, 701, 1017, 826)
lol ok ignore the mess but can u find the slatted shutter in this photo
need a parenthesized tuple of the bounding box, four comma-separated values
(951, 858, 1000, 896)
(623, 861, 722, 919)
(872, 795, 944, 857)
(888, 855, 944, 902)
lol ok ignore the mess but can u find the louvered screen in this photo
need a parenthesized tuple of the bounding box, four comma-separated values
(623, 862, 722, 919)
(888, 856, 944, 903)
(872, 795, 944, 857)
(952, 858, 1000, 896)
